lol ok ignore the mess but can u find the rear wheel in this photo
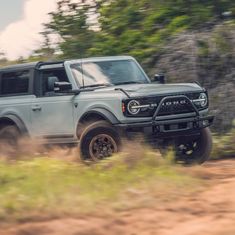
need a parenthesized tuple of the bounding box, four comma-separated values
(79, 121, 121, 161)
(174, 128, 212, 165)
(0, 125, 20, 156)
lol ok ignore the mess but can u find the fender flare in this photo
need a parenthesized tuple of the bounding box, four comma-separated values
(0, 115, 28, 134)
(79, 108, 120, 125)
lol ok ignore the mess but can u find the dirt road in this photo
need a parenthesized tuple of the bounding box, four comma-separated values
(2, 159, 235, 235)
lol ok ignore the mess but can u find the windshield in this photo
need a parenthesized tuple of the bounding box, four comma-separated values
(70, 60, 150, 88)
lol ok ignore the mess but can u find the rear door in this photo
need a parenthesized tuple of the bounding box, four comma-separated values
(0, 69, 33, 133)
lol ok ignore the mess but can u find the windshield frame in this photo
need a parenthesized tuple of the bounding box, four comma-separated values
(68, 57, 151, 88)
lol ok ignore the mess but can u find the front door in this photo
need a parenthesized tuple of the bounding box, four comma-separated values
(30, 68, 75, 139)
(31, 95, 75, 138)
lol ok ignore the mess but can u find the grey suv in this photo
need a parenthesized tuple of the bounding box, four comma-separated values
(0, 56, 214, 164)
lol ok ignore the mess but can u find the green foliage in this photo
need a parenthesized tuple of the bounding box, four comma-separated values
(212, 124, 235, 159)
(40, 0, 235, 64)
(44, 0, 97, 59)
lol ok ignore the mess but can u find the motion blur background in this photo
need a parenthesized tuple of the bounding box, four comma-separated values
(1, 0, 235, 152)
(1, 2, 235, 234)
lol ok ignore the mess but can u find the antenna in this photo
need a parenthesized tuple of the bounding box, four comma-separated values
(81, 58, 85, 88)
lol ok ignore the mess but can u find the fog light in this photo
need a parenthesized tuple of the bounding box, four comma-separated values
(202, 120, 209, 126)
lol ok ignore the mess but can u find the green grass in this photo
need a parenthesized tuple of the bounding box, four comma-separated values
(0, 149, 199, 222)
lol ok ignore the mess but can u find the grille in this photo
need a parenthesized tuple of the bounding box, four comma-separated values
(157, 96, 195, 116)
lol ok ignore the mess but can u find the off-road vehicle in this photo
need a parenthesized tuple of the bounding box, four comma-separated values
(0, 56, 214, 164)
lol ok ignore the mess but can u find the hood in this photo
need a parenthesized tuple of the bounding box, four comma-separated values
(97, 83, 204, 97)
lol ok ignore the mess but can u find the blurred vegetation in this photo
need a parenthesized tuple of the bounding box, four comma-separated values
(0, 0, 234, 66)
(37, 0, 235, 65)
(212, 125, 235, 159)
(1, 0, 235, 139)
(0, 150, 199, 222)
(1, 0, 235, 74)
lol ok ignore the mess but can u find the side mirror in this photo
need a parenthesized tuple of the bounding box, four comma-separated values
(54, 81, 73, 92)
(153, 74, 165, 84)
(47, 76, 59, 91)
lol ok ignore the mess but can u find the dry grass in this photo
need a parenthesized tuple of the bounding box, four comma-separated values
(0, 141, 200, 223)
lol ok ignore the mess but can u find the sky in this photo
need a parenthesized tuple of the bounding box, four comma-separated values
(0, 0, 24, 31)
(0, 0, 57, 60)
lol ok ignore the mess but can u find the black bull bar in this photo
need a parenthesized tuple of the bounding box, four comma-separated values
(116, 95, 214, 137)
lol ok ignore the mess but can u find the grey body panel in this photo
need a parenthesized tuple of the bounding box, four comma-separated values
(30, 95, 75, 137)
(0, 56, 209, 144)
(0, 95, 34, 134)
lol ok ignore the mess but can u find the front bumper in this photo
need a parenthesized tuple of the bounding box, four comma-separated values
(115, 115, 214, 138)
(117, 94, 214, 138)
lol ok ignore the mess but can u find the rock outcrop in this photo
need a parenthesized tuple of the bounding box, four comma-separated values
(152, 23, 235, 132)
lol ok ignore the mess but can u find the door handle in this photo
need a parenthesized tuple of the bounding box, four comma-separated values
(32, 105, 42, 111)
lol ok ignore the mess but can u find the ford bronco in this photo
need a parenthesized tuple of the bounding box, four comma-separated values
(0, 56, 214, 164)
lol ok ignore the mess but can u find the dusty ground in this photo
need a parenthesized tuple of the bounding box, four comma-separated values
(1, 159, 235, 235)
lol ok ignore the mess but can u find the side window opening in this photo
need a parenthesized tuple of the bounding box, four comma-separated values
(40, 69, 69, 96)
(1, 70, 29, 95)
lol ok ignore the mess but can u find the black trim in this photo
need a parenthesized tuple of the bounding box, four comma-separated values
(0, 68, 33, 97)
(0, 115, 28, 134)
(43, 134, 74, 139)
(35, 61, 65, 70)
(122, 92, 208, 118)
(115, 115, 214, 138)
(115, 88, 130, 98)
(79, 108, 120, 125)
(0, 62, 39, 72)
(152, 95, 199, 119)
(122, 90, 205, 100)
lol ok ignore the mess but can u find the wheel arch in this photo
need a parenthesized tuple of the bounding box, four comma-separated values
(77, 108, 120, 138)
(79, 108, 120, 125)
(0, 115, 28, 135)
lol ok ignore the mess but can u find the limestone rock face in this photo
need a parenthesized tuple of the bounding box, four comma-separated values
(151, 23, 235, 132)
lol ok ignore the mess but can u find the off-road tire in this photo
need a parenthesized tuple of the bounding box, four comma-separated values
(175, 127, 212, 165)
(79, 121, 121, 161)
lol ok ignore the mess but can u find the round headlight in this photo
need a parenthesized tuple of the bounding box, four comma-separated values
(199, 93, 208, 107)
(127, 100, 140, 115)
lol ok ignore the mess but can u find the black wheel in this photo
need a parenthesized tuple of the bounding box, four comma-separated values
(0, 125, 20, 156)
(174, 128, 212, 165)
(79, 121, 121, 161)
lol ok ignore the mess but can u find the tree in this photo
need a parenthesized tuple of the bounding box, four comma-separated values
(41, 0, 235, 65)
(44, 0, 97, 59)
(0, 51, 8, 66)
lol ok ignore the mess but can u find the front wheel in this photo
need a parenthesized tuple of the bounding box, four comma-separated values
(174, 127, 212, 165)
(79, 121, 121, 161)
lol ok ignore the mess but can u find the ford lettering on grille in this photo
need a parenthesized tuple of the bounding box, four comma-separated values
(162, 99, 187, 106)
(158, 97, 193, 116)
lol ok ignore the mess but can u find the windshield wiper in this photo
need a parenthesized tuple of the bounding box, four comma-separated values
(115, 81, 143, 85)
(82, 83, 112, 89)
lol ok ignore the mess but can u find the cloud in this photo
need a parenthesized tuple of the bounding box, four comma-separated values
(0, 0, 57, 60)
